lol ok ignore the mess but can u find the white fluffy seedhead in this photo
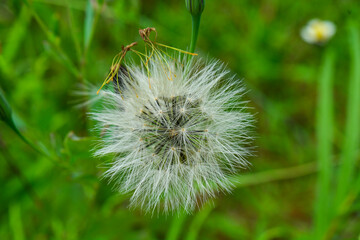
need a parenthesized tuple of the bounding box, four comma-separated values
(91, 53, 254, 214)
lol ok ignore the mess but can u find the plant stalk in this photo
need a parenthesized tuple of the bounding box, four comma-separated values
(189, 14, 201, 53)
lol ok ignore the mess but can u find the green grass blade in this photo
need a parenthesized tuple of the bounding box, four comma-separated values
(185, 203, 214, 240)
(43, 41, 80, 77)
(336, 22, 360, 206)
(22, 0, 80, 77)
(0, 7, 30, 78)
(84, 0, 95, 51)
(166, 212, 187, 240)
(314, 47, 335, 239)
(230, 162, 317, 188)
(3, 7, 30, 62)
(9, 204, 25, 240)
(66, 0, 83, 62)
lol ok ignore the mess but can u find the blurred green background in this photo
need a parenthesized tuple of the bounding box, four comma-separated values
(1, 0, 360, 239)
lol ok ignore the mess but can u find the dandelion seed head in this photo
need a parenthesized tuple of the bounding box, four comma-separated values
(92, 53, 254, 214)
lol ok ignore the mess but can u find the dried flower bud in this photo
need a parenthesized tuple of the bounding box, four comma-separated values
(185, 0, 205, 16)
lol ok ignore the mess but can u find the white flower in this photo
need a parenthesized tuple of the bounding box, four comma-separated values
(91, 53, 253, 214)
(300, 19, 336, 45)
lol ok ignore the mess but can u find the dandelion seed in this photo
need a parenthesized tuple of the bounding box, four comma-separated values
(91, 52, 254, 214)
(71, 82, 105, 108)
(300, 19, 336, 45)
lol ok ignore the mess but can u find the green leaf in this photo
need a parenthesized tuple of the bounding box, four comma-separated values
(62, 131, 95, 162)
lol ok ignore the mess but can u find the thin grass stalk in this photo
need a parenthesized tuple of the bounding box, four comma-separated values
(335, 23, 360, 206)
(314, 48, 335, 239)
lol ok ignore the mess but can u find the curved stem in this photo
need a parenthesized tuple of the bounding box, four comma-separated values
(230, 161, 318, 188)
(8, 121, 43, 155)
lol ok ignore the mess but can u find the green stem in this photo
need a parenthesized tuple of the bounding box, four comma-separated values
(314, 47, 335, 239)
(189, 14, 201, 53)
(230, 161, 318, 188)
(325, 178, 360, 239)
(7, 119, 71, 170)
(335, 22, 360, 206)
(8, 120, 45, 156)
(185, 203, 214, 240)
(166, 212, 187, 240)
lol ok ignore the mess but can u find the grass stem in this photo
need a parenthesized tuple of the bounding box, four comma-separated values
(335, 23, 360, 206)
(189, 14, 201, 54)
(314, 47, 335, 239)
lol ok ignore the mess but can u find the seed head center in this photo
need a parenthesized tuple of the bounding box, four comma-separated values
(169, 129, 178, 137)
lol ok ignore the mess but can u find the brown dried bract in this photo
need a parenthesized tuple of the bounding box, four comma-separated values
(122, 42, 138, 54)
(139, 27, 157, 42)
(112, 42, 137, 75)
(97, 42, 138, 94)
(110, 42, 137, 79)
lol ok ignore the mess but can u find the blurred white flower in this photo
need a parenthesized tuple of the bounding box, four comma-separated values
(300, 19, 336, 45)
(91, 53, 253, 214)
